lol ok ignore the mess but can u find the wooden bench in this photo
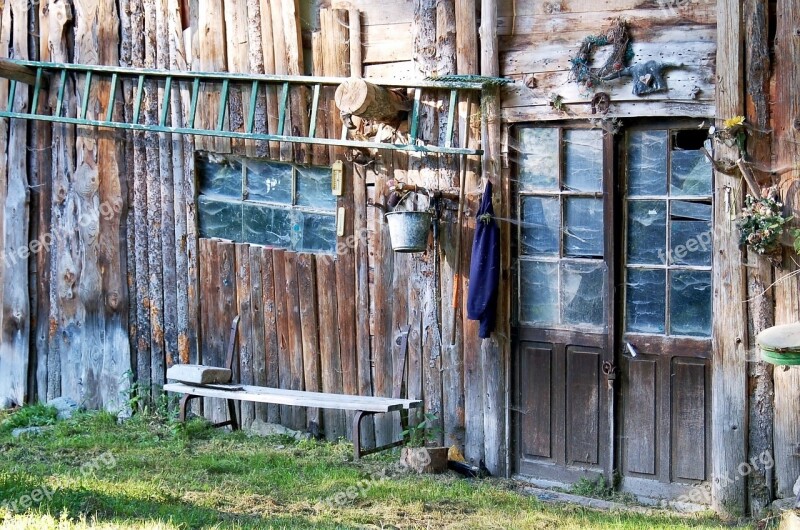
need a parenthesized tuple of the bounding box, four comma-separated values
(164, 316, 421, 459)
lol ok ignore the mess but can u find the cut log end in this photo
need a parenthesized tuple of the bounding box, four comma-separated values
(334, 78, 409, 126)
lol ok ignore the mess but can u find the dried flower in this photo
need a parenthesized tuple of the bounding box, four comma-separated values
(738, 187, 792, 257)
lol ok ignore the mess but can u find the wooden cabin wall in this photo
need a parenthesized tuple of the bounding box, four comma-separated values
(497, 0, 717, 121)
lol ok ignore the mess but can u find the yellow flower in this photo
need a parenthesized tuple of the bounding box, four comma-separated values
(724, 115, 745, 129)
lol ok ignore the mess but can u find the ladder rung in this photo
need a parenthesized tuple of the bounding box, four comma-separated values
(409, 88, 422, 144)
(31, 68, 43, 113)
(216, 79, 229, 131)
(159, 76, 172, 127)
(444, 89, 458, 148)
(132, 74, 145, 124)
(308, 84, 320, 138)
(188, 77, 200, 128)
(7, 80, 16, 111)
(80, 71, 92, 119)
(106, 73, 118, 122)
(55, 70, 67, 117)
(277, 82, 289, 135)
(246, 80, 258, 133)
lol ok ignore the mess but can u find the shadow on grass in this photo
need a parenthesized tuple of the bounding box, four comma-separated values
(0, 478, 336, 530)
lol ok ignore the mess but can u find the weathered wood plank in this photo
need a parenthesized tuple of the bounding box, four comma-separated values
(710, 0, 747, 513)
(362, 24, 413, 64)
(317, 255, 346, 440)
(0, 0, 29, 408)
(297, 253, 322, 431)
(353, 165, 375, 448)
(244, 0, 268, 158)
(258, 247, 280, 423)
(502, 100, 715, 122)
(143, 0, 166, 399)
(248, 247, 268, 421)
(272, 248, 292, 424)
(257, 0, 281, 159)
(330, 0, 413, 25)
(284, 251, 307, 431)
(235, 243, 255, 428)
(196, 0, 229, 153)
(224, 0, 249, 154)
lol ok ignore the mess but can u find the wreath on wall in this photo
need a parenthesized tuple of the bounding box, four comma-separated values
(569, 19, 633, 91)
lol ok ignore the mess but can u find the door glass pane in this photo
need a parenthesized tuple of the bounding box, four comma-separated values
(626, 268, 666, 333)
(669, 270, 712, 336)
(670, 201, 712, 266)
(627, 200, 666, 265)
(245, 159, 293, 204)
(198, 197, 243, 241)
(671, 148, 712, 196)
(518, 128, 559, 191)
(565, 197, 603, 257)
(562, 261, 606, 327)
(197, 154, 243, 199)
(520, 196, 560, 255)
(519, 260, 558, 325)
(296, 166, 336, 209)
(628, 130, 668, 196)
(564, 129, 603, 192)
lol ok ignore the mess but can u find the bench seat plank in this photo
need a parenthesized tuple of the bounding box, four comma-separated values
(164, 383, 422, 413)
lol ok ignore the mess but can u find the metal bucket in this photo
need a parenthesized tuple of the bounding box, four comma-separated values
(385, 210, 432, 252)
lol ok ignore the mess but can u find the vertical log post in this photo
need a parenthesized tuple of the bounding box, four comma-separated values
(479, 0, 507, 477)
(743, 0, 775, 514)
(712, 0, 748, 515)
(771, 0, 800, 500)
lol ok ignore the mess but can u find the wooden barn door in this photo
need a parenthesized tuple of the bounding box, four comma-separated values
(513, 124, 713, 500)
(513, 126, 616, 485)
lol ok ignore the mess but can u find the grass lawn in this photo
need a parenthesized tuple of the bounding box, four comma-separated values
(0, 405, 753, 529)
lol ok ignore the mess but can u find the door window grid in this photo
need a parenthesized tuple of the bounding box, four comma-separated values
(516, 127, 607, 331)
(624, 129, 713, 337)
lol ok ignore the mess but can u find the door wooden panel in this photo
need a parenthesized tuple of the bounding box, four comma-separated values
(672, 358, 707, 482)
(624, 358, 657, 475)
(520, 343, 553, 459)
(566, 348, 601, 466)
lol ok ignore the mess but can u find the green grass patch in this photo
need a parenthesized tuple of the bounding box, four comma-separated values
(0, 404, 58, 432)
(0, 408, 751, 529)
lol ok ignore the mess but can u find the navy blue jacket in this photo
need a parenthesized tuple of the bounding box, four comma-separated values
(467, 182, 500, 338)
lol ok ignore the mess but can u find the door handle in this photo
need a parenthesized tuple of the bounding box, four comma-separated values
(624, 341, 639, 358)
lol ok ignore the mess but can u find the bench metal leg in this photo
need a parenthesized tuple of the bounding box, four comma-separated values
(352, 410, 406, 460)
(178, 394, 239, 431)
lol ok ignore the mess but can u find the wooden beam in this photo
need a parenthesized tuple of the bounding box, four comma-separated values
(712, 0, 748, 515)
(0, 58, 40, 86)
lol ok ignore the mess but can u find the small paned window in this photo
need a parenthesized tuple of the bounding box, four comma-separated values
(196, 152, 337, 253)
(624, 129, 713, 337)
(516, 127, 608, 331)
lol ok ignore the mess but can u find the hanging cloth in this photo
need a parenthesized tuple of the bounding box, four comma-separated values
(467, 181, 500, 339)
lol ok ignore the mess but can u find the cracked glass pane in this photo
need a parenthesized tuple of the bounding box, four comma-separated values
(299, 212, 337, 253)
(197, 153, 243, 199)
(296, 165, 336, 209)
(628, 130, 668, 196)
(242, 204, 292, 248)
(198, 197, 242, 241)
(519, 260, 558, 325)
(565, 197, 603, 257)
(670, 201, 712, 266)
(520, 196, 560, 255)
(561, 260, 606, 328)
(627, 200, 667, 265)
(518, 128, 559, 191)
(564, 129, 603, 192)
(671, 146, 712, 196)
(244, 159, 293, 204)
(626, 268, 666, 333)
(669, 270, 712, 336)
